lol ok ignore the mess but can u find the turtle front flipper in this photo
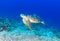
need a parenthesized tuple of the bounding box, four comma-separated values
(27, 21, 32, 30)
(23, 19, 32, 30)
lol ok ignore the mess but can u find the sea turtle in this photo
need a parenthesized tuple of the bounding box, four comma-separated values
(20, 14, 45, 30)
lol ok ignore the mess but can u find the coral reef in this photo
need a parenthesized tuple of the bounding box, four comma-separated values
(0, 17, 60, 41)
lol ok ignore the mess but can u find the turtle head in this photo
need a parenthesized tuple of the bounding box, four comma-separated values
(20, 14, 26, 18)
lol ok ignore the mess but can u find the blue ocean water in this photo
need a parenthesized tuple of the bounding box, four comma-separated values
(0, 0, 60, 28)
(0, 0, 60, 41)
